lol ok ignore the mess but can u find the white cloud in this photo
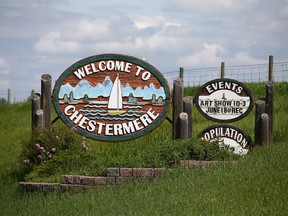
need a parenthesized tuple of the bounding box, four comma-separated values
(67, 18, 111, 41)
(34, 31, 80, 54)
(0, 0, 60, 6)
(179, 43, 224, 67)
(134, 15, 182, 29)
(280, 6, 288, 18)
(0, 80, 9, 87)
(0, 57, 10, 75)
(165, 0, 253, 13)
(34, 15, 183, 56)
(227, 52, 266, 65)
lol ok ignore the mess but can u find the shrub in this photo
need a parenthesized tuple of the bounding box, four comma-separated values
(20, 125, 240, 182)
(20, 125, 89, 181)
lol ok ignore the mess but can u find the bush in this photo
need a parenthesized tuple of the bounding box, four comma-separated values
(20, 125, 89, 181)
(20, 124, 240, 182)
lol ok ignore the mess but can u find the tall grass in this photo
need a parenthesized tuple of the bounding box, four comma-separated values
(0, 82, 287, 215)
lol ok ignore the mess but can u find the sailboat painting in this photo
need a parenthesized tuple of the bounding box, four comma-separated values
(107, 74, 126, 115)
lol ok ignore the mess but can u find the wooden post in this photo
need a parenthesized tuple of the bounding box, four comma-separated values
(268, 55, 274, 81)
(32, 93, 41, 131)
(36, 109, 45, 130)
(261, 113, 270, 145)
(179, 67, 184, 79)
(183, 96, 193, 138)
(179, 112, 188, 139)
(265, 81, 274, 143)
(254, 99, 265, 145)
(31, 89, 35, 100)
(41, 74, 52, 128)
(221, 62, 225, 79)
(172, 77, 184, 140)
(8, 89, 11, 104)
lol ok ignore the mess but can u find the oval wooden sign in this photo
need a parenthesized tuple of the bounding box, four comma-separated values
(53, 54, 171, 142)
(195, 78, 254, 122)
(198, 124, 251, 155)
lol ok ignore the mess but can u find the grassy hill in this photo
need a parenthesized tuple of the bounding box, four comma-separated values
(0, 82, 287, 215)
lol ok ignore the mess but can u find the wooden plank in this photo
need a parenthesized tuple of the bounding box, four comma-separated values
(172, 77, 184, 140)
(183, 96, 193, 138)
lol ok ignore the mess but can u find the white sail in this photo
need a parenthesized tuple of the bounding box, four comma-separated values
(108, 74, 123, 110)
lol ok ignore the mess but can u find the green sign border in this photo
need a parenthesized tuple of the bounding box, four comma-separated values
(53, 53, 171, 142)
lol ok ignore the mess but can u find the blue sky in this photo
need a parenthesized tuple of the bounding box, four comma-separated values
(1, 0, 288, 100)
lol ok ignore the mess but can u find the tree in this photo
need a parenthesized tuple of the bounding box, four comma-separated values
(69, 91, 74, 102)
(63, 94, 68, 103)
(83, 94, 89, 104)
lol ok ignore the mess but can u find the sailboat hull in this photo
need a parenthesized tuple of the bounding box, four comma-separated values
(108, 110, 126, 115)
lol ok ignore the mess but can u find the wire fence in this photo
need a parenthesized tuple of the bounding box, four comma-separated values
(1, 61, 288, 103)
(0, 90, 37, 104)
(163, 61, 288, 88)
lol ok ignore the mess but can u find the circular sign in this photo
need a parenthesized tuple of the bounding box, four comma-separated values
(53, 54, 171, 142)
(195, 78, 254, 122)
(198, 124, 251, 155)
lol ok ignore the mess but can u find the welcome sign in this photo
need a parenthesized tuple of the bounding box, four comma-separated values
(53, 54, 171, 141)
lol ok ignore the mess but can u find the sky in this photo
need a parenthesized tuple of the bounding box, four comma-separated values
(1, 0, 288, 101)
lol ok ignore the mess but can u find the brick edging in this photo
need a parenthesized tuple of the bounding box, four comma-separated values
(19, 161, 236, 192)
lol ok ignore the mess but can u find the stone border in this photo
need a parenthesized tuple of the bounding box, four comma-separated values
(19, 167, 166, 193)
(19, 161, 237, 192)
(179, 160, 237, 168)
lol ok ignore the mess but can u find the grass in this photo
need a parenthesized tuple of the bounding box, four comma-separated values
(0, 82, 287, 215)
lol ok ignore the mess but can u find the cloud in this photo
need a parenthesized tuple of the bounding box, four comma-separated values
(67, 18, 111, 41)
(227, 52, 266, 65)
(34, 15, 184, 57)
(179, 43, 224, 67)
(165, 0, 251, 13)
(0, 80, 9, 87)
(0, 57, 10, 75)
(280, 6, 288, 18)
(133, 15, 182, 29)
(34, 31, 80, 54)
(0, 0, 60, 6)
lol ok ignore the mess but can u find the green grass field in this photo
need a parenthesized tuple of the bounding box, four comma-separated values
(0, 82, 287, 215)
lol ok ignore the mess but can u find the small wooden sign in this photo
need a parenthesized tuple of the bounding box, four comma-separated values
(198, 124, 251, 155)
(195, 78, 254, 122)
(53, 54, 171, 142)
